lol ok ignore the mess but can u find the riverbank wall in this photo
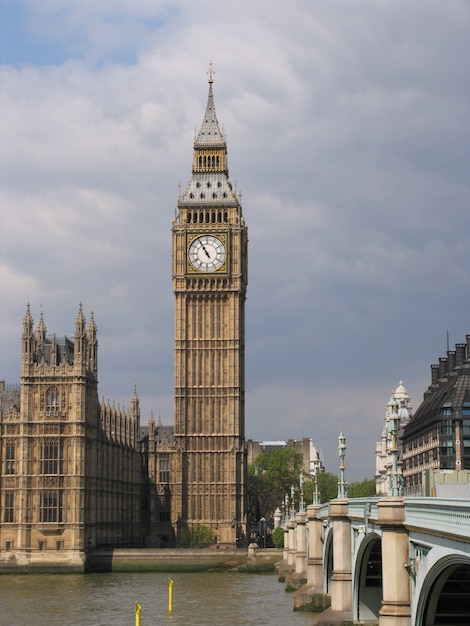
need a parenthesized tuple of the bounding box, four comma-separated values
(0, 547, 282, 574)
(89, 546, 281, 573)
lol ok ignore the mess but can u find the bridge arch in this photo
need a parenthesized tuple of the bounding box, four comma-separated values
(353, 532, 382, 623)
(323, 527, 334, 594)
(416, 554, 470, 626)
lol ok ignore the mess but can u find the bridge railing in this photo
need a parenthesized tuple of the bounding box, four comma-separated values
(404, 497, 470, 540)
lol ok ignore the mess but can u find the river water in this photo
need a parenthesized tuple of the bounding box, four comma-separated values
(0, 571, 314, 626)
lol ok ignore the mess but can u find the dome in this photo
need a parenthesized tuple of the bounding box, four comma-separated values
(395, 380, 409, 403)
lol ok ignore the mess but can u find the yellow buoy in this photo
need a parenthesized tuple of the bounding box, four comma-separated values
(168, 578, 174, 613)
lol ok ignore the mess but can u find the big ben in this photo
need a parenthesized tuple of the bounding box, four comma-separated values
(171, 66, 248, 545)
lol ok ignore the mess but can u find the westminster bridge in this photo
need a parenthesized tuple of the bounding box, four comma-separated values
(278, 496, 470, 626)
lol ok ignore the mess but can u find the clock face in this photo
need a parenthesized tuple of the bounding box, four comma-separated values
(189, 234, 226, 272)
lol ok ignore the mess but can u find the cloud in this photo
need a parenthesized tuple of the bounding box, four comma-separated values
(1, 0, 469, 481)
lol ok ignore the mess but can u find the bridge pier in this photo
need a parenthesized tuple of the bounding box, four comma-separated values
(314, 498, 353, 625)
(278, 519, 295, 582)
(294, 503, 331, 612)
(378, 498, 411, 626)
(286, 511, 307, 590)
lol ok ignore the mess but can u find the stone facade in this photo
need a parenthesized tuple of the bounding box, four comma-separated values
(375, 381, 412, 495)
(0, 305, 142, 568)
(170, 70, 248, 545)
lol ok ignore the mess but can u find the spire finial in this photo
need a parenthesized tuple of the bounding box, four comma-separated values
(207, 60, 215, 84)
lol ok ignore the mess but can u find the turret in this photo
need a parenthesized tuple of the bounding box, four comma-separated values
(22, 303, 34, 365)
(34, 308, 47, 357)
(86, 310, 98, 376)
(74, 303, 87, 366)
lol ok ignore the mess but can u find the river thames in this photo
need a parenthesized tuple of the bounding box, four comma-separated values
(0, 571, 314, 626)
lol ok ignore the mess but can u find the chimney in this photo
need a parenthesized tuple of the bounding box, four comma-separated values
(438, 357, 448, 379)
(431, 363, 440, 385)
(447, 350, 456, 371)
(455, 343, 466, 367)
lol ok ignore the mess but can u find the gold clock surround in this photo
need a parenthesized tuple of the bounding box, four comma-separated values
(187, 232, 227, 273)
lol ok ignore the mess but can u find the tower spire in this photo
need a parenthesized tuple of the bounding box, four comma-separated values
(195, 62, 225, 147)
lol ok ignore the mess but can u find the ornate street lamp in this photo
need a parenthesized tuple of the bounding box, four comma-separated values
(337, 431, 348, 498)
(387, 392, 402, 496)
(313, 458, 321, 505)
(299, 471, 305, 512)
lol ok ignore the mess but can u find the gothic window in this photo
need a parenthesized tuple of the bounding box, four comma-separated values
(41, 440, 64, 475)
(46, 387, 60, 413)
(5, 442, 15, 475)
(159, 457, 170, 483)
(4, 493, 14, 523)
(40, 491, 63, 523)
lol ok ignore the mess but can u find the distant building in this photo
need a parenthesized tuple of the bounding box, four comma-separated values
(401, 335, 470, 496)
(375, 381, 412, 495)
(247, 437, 324, 477)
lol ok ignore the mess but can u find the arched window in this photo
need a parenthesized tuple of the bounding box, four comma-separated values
(46, 387, 59, 413)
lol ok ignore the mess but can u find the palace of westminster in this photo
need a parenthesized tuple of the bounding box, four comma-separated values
(1, 72, 470, 569)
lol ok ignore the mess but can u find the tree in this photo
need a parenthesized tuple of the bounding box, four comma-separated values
(271, 526, 284, 549)
(348, 478, 376, 498)
(182, 524, 214, 547)
(304, 472, 339, 504)
(247, 448, 304, 521)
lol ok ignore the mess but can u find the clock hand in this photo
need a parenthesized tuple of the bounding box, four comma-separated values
(199, 239, 211, 258)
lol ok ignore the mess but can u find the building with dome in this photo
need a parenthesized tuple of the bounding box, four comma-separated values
(375, 381, 412, 495)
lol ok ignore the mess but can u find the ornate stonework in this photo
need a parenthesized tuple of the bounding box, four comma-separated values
(171, 71, 248, 544)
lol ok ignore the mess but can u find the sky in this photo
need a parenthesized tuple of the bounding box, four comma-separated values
(1, 0, 469, 482)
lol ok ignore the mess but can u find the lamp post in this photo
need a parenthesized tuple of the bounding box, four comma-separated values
(313, 458, 320, 505)
(299, 472, 305, 512)
(387, 392, 402, 496)
(337, 431, 347, 498)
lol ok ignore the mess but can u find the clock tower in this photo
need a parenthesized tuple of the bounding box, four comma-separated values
(171, 67, 248, 545)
